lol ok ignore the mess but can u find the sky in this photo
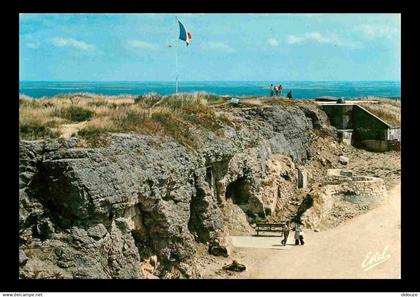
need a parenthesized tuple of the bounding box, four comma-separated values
(19, 13, 401, 81)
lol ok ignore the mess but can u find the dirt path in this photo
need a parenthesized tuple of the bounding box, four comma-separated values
(59, 121, 87, 138)
(227, 183, 400, 279)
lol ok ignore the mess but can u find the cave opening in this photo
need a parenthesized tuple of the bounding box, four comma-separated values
(225, 177, 251, 207)
(224, 176, 267, 225)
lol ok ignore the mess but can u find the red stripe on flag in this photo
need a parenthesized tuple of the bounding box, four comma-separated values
(187, 32, 192, 39)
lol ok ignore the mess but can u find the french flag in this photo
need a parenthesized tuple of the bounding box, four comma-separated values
(178, 18, 192, 46)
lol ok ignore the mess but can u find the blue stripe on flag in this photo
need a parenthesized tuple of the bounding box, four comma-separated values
(178, 20, 187, 42)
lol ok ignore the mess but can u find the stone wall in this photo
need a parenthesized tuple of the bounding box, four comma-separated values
(300, 169, 387, 229)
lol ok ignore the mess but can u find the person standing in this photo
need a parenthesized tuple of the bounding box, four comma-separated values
(274, 85, 279, 96)
(278, 85, 283, 96)
(287, 90, 293, 99)
(270, 84, 275, 96)
(293, 222, 305, 245)
(281, 221, 290, 246)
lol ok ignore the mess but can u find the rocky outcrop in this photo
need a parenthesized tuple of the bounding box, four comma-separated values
(299, 104, 337, 138)
(19, 105, 321, 279)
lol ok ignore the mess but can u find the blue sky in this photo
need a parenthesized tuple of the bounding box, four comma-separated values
(19, 13, 401, 81)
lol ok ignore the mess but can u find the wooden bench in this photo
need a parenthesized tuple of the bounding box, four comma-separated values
(255, 223, 286, 236)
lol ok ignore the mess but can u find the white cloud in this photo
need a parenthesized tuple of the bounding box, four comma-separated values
(356, 24, 399, 39)
(286, 32, 362, 49)
(267, 38, 279, 46)
(287, 35, 305, 44)
(51, 37, 94, 50)
(26, 42, 40, 49)
(127, 40, 157, 50)
(200, 42, 236, 53)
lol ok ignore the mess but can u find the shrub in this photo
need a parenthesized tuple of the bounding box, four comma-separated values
(87, 101, 108, 108)
(55, 106, 94, 122)
(113, 109, 149, 132)
(19, 97, 41, 109)
(20, 122, 60, 140)
(19, 97, 31, 107)
(218, 114, 236, 128)
(181, 110, 222, 131)
(77, 126, 110, 147)
(134, 93, 162, 107)
(151, 112, 196, 149)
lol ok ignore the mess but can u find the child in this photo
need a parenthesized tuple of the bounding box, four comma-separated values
(281, 221, 290, 246)
(293, 222, 305, 245)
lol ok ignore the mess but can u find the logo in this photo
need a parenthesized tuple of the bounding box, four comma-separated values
(361, 245, 391, 271)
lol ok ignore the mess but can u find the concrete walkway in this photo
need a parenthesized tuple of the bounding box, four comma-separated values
(228, 183, 401, 279)
(230, 234, 293, 250)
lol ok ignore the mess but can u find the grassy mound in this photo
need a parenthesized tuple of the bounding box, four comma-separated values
(19, 93, 236, 148)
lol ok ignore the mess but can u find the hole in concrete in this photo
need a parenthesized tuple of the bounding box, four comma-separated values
(225, 177, 251, 206)
(205, 167, 213, 187)
(28, 162, 88, 229)
(334, 190, 357, 197)
(295, 194, 314, 222)
(225, 177, 265, 220)
(188, 186, 208, 242)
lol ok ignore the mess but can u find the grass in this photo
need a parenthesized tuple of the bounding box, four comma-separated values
(77, 126, 111, 147)
(360, 102, 401, 126)
(19, 92, 355, 147)
(19, 92, 239, 149)
(53, 106, 94, 122)
(20, 121, 60, 140)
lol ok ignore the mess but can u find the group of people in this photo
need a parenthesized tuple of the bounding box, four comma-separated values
(281, 221, 305, 246)
(270, 84, 283, 96)
(270, 83, 293, 99)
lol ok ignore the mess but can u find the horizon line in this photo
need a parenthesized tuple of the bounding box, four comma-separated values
(20, 80, 401, 83)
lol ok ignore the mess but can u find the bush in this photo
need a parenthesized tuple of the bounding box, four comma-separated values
(55, 106, 94, 122)
(77, 126, 110, 147)
(134, 93, 162, 107)
(151, 112, 196, 149)
(87, 101, 108, 108)
(19, 97, 41, 109)
(113, 109, 149, 131)
(20, 122, 60, 140)
(181, 110, 222, 131)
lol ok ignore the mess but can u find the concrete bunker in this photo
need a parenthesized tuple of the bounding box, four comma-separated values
(319, 103, 401, 152)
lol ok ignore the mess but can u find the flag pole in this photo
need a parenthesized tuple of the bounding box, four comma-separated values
(176, 39, 179, 94)
(175, 16, 179, 95)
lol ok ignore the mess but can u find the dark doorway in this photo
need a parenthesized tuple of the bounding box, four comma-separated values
(225, 177, 251, 206)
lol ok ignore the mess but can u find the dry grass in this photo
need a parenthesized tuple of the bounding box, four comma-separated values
(264, 97, 303, 107)
(19, 92, 348, 146)
(360, 100, 401, 126)
(19, 97, 65, 139)
(363, 97, 401, 107)
(19, 92, 235, 148)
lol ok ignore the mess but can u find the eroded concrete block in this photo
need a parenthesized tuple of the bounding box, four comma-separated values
(297, 167, 308, 189)
(339, 156, 349, 165)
